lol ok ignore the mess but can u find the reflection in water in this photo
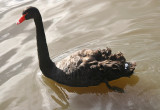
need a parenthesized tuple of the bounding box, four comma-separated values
(43, 75, 139, 94)
(41, 75, 139, 109)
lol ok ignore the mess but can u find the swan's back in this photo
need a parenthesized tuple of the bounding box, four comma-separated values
(56, 48, 112, 75)
(56, 49, 84, 74)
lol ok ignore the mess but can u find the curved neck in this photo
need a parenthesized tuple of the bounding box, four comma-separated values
(34, 12, 56, 76)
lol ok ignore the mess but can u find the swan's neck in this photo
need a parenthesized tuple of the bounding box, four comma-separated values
(34, 13, 56, 77)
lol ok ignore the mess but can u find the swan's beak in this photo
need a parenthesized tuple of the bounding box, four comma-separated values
(16, 14, 27, 25)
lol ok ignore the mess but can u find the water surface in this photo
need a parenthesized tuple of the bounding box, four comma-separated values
(0, 0, 160, 110)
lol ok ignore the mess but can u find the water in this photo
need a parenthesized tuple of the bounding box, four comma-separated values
(0, 0, 160, 110)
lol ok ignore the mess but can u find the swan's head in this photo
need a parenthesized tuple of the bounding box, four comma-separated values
(17, 6, 39, 24)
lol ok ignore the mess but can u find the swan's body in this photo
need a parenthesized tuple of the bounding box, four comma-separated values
(55, 49, 128, 87)
(17, 7, 136, 92)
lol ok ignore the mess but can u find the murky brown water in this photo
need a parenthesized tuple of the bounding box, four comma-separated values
(0, 0, 160, 110)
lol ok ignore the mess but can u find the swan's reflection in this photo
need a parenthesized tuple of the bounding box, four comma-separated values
(41, 75, 139, 109)
(42, 75, 139, 94)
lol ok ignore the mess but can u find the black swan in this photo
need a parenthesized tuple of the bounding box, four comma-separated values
(17, 7, 136, 93)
